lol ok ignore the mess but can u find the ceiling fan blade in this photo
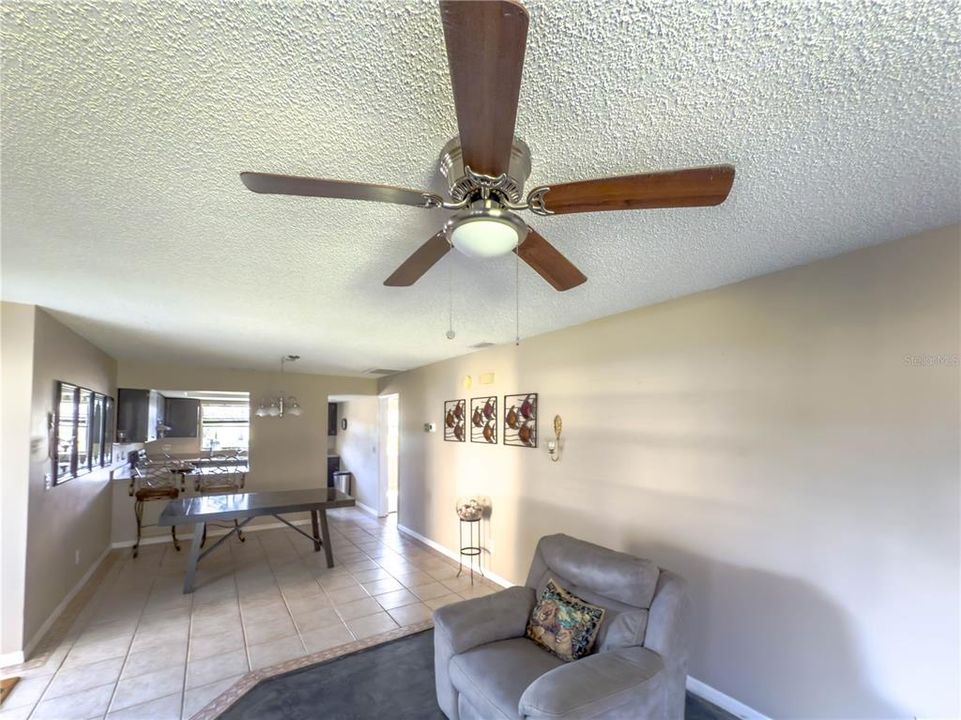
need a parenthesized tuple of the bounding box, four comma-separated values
(240, 172, 435, 208)
(384, 231, 451, 286)
(516, 227, 586, 292)
(440, 0, 528, 176)
(534, 164, 735, 215)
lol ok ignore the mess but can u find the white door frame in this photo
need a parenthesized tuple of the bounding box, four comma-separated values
(377, 394, 399, 516)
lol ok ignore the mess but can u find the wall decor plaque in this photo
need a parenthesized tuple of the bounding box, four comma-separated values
(504, 393, 537, 447)
(444, 399, 466, 442)
(470, 396, 498, 444)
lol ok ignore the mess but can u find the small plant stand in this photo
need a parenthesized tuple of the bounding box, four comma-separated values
(457, 517, 483, 584)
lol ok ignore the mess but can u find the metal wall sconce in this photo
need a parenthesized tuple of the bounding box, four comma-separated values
(546, 415, 562, 462)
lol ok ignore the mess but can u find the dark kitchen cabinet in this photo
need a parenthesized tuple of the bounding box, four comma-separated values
(165, 398, 200, 438)
(328, 403, 338, 436)
(116, 388, 166, 443)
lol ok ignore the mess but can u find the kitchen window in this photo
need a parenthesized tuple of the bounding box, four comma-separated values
(201, 401, 250, 451)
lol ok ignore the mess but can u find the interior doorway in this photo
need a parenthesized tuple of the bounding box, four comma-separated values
(379, 394, 399, 515)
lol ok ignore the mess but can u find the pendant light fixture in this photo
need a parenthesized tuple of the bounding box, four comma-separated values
(255, 355, 304, 418)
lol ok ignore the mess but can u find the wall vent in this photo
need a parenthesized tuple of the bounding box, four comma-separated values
(470, 342, 496, 349)
(364, 368, 401, 376)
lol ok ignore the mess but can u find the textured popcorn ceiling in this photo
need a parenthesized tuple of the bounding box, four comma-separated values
(2, 1, 959, 375)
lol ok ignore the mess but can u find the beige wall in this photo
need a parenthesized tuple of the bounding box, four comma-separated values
(334, 398, 380, 512)
(23, 308, 117, 652)
(379, 225, 961, 719)
(112, 362, 376, 543)
(1, 303, 36, 658)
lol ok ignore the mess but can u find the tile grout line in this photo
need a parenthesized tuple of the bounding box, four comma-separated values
(329, 541, 375, 632)
(293, 532, 362, 648)
(348, 535, 417, 630)
(243, 531, 307, 666)
(180, 543, 199, 720)
(22, 556, 132, 718)
(20, 669, 55, 720)
(236, 533, 258, 676)
(21, 511, 481, 720)
(32, 552, 142, 719)
(102, 545, 163, 718)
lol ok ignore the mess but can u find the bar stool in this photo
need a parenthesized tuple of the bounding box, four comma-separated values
(195, 453, 247, 546)
(130, 464, 181, 558)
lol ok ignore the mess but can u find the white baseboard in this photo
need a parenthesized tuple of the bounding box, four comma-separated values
(686, 675, 769, 719)
(396, 524, 767, 720)
(110, 518, 312, 549)
(19, 544, 111, 661)
(0, 649, 24, 667)
(397, 523, 514, 589)
(355, 501, 382, 518)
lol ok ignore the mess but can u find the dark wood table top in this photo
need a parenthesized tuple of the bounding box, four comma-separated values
(158, 488, 354, 525)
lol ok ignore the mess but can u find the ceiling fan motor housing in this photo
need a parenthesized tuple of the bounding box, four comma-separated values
(438, 136, 532, 203)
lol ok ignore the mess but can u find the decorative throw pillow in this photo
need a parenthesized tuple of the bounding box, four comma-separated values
(526, 578, 605, 662)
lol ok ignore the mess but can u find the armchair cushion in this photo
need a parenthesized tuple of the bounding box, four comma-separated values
(526, 578, 606, 661)
(449, 638, 563, 720)
(518, 646, 665, 719)
(433, 586, 536, 656)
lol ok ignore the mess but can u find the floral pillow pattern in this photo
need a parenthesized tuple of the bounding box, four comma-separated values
(526, 578, 606, 662)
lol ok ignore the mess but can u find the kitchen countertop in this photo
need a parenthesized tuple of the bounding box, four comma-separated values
(111, 461, 248, 481)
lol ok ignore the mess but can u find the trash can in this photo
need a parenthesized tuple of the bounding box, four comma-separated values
(332, 471, 352, 495)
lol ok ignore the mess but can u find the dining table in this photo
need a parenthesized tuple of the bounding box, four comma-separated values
(158, 487, 355, 593)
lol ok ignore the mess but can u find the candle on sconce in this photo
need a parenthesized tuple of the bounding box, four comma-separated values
(547, 415, 562, 462)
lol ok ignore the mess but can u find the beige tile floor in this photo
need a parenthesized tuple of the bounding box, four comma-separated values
(0, 508, 498, 720)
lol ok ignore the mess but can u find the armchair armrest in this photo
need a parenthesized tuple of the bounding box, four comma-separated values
(433, 585, 535, 655)
(519, 646, 665, 719)
(433, 586, 536, 719)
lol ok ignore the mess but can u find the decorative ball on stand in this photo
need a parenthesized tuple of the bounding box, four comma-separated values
(455, 496, 487, 521)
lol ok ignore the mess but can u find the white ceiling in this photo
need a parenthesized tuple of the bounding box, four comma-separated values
(2, 1, 958, 375)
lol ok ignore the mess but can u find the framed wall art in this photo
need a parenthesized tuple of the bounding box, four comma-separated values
(504, 393, 537, 447)
(444, 399, 466, 442)
(470, 396, 497, 444)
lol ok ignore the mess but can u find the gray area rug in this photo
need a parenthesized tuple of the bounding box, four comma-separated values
(220, 630, 736, 720)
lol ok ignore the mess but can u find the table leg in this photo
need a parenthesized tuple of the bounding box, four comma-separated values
(310, 510, 321, 552)
(183, 522, 205, 594)
(319, 510, 334, 568)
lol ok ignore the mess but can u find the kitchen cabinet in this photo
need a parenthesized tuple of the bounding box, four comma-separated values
(328, 403, 338, 436)
(150, 390, 166, 437)
(165, 398, 200, 438)
(117, 388, 167, 442)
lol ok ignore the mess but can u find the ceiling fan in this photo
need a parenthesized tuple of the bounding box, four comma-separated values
(240, 0, 735, 292)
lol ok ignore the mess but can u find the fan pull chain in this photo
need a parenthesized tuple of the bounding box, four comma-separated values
(446, 259, 456, 341)
(515, 248, 520, 346)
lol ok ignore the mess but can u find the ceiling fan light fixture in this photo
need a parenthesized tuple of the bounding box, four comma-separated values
(445, 207, 528, 259)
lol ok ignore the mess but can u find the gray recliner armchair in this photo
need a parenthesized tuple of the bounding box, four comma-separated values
(433, 534, 689, 720)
